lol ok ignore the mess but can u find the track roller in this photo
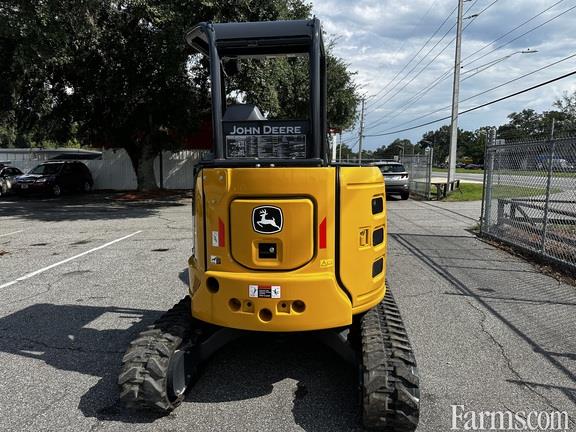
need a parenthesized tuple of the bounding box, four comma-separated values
(118, 296, 197, 413)
(360, 289, 420, 431)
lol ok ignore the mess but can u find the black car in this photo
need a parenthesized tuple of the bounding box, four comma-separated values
(0, 164, 24, 197)
(12, 161, 94, 197)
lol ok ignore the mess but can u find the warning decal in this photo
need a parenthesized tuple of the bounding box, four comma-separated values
(249, 285, 281, 299)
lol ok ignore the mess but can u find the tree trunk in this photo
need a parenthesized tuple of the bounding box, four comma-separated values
(136, 137, 159, 191)
(126, 136, 158, 192)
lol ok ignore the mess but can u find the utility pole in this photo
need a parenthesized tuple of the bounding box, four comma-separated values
(448, 0, 465, 184)
(358, 98, 365, 166)
(338, 132, 342, 162)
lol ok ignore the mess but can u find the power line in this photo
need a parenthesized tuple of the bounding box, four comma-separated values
(369, 70, 453, 130)
(460, 51, 535, 82)
(366, 4, 459, 108)
(386, 49, 536, 127)
(364, 0, 442, 103)
(464, 2, 576, 68)
(364, 69, 576, 137)
(348, 138, 360, 151)
(365, 15, 479, 130)
(368, 52, 576, 135)
(366, 0, 493, 124)
(461, 0, 566, 65)
(363, 0, 570, 132)
(366, 21, 459, 113)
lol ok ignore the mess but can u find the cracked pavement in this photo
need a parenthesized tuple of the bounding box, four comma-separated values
(387, 199, 576, 432)
(0, 194, 574, 431)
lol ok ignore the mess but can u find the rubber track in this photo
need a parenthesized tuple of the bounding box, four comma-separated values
(118, 296, 193, 412)
(361, 288, 420, 431)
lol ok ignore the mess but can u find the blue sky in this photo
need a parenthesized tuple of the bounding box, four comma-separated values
(312, 0, 576, 151)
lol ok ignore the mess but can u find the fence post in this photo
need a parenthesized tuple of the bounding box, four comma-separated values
(481, 128, 496, 232)
(540, 132, 556, 254)
(426, 147, 433, 200)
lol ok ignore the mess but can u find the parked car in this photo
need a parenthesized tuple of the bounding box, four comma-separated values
(536, 157, 574, 171)
(12, 161, 93, 197)
(0, 164, 24, 197)
(464, 163, 483, 170)
(374, 161, 410, 200)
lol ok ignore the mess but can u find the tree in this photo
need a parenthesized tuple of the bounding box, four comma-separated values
(420, 126, 485, 164)
(335, 142, 355, 161)
(0, 0, 360, 189)
(497, 108, 570, 140)
(0, 0, 78, 148)
(372, 138, 413, 160)
(230, 46, 359, 130)
(553, 90, 576, 130)
(421, 126, 450, 164)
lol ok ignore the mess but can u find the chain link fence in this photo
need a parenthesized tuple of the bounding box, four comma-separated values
(401, 152, 433, 199)
(480, 129, 576, 273)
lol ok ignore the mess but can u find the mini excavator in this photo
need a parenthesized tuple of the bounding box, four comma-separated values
(119, 19, 420, 431)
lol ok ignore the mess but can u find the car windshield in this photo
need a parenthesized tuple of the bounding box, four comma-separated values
(380, 164, 406, 173)
(29, 164, 62, 175)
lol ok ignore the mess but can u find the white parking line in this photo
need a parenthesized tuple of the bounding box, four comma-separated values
(0, 230, 142, 290)
(0, 230, 23, 238)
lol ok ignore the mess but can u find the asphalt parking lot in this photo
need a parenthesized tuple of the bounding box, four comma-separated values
(0, 194, 574, 431)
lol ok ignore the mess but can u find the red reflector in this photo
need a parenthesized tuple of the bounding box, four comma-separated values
(319, 217, 327, 249)
(218, 218, 225, 247)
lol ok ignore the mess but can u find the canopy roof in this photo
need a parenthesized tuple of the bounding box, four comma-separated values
(185, 20, 317, 57)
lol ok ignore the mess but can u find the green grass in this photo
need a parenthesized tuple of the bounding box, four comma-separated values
(443, 183, 554, 202)
(433, 167, 484, 174)
(444, 183, 484, 201)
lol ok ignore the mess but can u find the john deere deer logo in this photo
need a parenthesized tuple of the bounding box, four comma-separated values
(252, 206, 283, 234)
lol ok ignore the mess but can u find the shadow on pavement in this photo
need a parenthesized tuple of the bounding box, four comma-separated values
(0, 192, 188, 222)
(0, 303, 360, 430)
(184, 334, 359, 431)
(390, 232, 576, 408)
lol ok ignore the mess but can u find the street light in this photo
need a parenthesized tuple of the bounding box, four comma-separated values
(461, 49, 538, 81)
(419, 139, 433, 147)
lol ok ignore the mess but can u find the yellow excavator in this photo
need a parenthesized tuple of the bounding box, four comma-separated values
(119, 19, 419, 431)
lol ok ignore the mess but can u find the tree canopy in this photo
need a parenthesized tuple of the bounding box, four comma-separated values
(497, 108, 570, 141)
(0, 0, 361, 188)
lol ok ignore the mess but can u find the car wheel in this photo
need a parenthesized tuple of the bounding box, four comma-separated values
(0, 183, 6, 197)
(401, 191, 410, 200)
(83, 181, 92, 193)
(52, 185, 62, 197)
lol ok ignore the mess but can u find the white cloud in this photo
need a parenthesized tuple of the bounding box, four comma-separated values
(313, 0, 576, 149)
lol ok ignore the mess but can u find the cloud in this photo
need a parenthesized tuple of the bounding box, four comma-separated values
(313, 0, 576, 149)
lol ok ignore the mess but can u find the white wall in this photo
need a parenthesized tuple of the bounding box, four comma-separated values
(85, 149, 137, 190)
(153, 150, 204, 190)
(2, 148, 206, 190)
